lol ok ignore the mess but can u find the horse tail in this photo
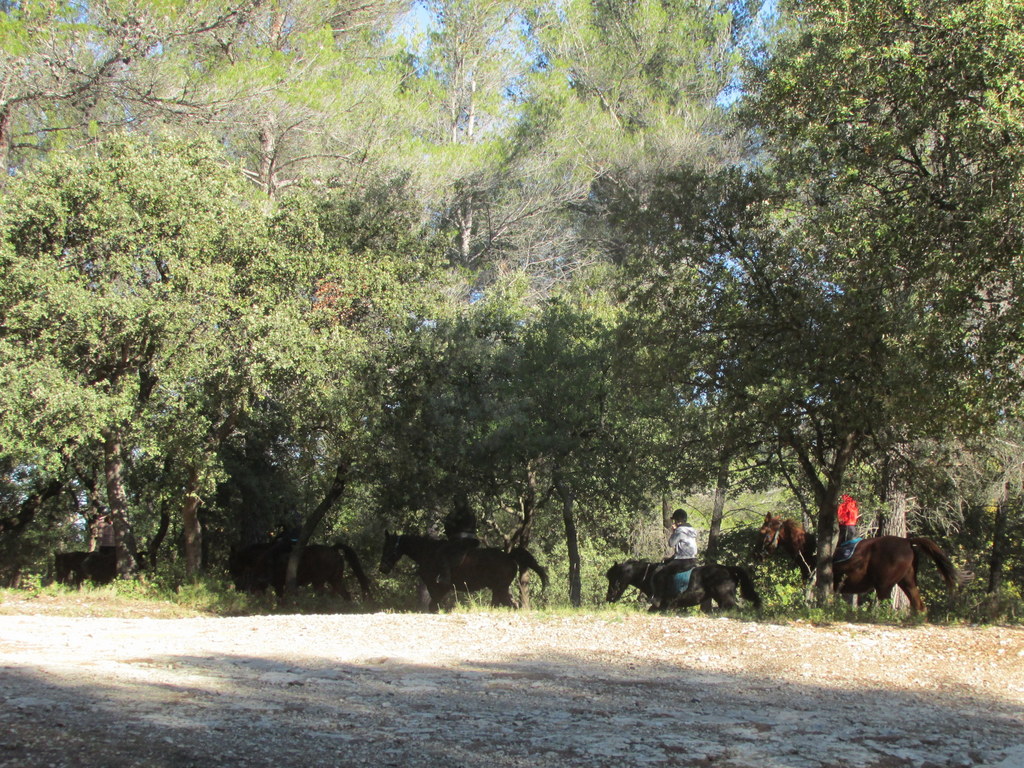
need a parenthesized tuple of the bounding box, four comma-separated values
(333, 541, 372, 598)
(727, 566, 762, 610)
(907, 537, 970, 591)
(510, 547, 549, 589)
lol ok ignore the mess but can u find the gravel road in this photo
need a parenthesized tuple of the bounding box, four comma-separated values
(1, 610, 1023, 768)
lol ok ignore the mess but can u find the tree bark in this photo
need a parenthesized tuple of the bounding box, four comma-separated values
(102, 428, 139, 576)
(181, 466, 203, 578)
(284, 457, 351, 594)
(0, 108, 11, 189)
(557, 477, 581, 608)
(511, 467, 539, 608)
(258, 115, 278, 197)
(705, 457, 730, 563)
(0, 479, 62, 538)
(787, 430, 859, 604)
(879, 487, 910, 612)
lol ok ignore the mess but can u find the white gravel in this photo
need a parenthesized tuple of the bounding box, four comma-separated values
(1, 611, 1023, 768)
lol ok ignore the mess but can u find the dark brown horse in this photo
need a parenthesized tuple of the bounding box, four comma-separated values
(54, 550, 116, 587)
(759, 513, 970, 612)
(229, 540, 371, 600)
(379, 532, 548, 612)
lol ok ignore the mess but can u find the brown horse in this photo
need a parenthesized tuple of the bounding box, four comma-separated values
(759, 513, 970, 613)
(379, 532, 548, 612)
(229, 540, 371, 600)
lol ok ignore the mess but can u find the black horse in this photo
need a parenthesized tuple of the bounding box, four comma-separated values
(229, 540, 370, 600)
(379, 531, 548, 612)
(605, 559, 761, 613)
(54, 550, 117, 586)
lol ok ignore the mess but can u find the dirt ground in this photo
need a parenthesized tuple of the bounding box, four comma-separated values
(1, 599, 1023, 768)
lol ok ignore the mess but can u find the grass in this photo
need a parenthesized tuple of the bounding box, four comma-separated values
(2, 575, 1019, 626)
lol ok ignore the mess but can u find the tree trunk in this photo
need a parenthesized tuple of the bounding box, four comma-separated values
(705, 457, 730, 563)
(790, 430, 858, 605)
(146, 509, 171, 567)
(102, 428, 138, 576)
(180, 412, 238, 578)
(284, 457, 351, 594)
(509, 466, 539, 608)
(880, 450, 913, 614)
(181, 466, 203, 578)
(457, 199, 474, 268)
(880, 485, 911, 612)
(258, 116, 278, 197)
(0, 480, 62, 538)
(557, 478, 581, 608)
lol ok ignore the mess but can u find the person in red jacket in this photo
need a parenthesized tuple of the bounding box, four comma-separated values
(837, 494, 860, 543)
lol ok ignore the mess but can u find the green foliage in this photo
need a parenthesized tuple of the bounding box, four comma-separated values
(1, 0, 1022, 619)
(745, 0, 1024, 413)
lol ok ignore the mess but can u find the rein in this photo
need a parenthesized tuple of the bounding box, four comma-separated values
(641, 562, 655, 595)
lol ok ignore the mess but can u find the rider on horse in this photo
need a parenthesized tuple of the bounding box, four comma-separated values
(434, 495, 480, 588)
(651, 509, 700, 607)
(837, 494, 860, 544)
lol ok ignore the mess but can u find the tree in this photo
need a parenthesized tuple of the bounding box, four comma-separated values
(734, 0, 1024, 598)
(609, 151, 1012, 602)
(0, 135, 334, 576)
(394, 0, 539, 277)
(0, 0, 262, 181)
(181, 0, 412, 197)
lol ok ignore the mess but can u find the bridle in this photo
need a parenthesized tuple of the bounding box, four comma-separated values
(763, 519, 816, 579)
(762, 522, 782, 552)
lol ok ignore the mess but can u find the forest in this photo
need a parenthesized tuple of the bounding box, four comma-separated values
(1, 0, 1022, 619)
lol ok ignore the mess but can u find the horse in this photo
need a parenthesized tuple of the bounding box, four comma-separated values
(758, 513, 970, 612)
(54, 549, 117, 586)
(379, 531, 548, 612)
(605, 559, 761, 613)
(228, 540, 370, 600)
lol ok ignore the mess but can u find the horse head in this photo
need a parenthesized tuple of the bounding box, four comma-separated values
(605, 560, 655, 602)
(759, 514, 785, 554)
(605, 563, 629, 603)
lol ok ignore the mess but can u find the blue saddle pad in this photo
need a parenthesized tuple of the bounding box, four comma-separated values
(834, 538, 863, 564)
(671, 569, 694, 594)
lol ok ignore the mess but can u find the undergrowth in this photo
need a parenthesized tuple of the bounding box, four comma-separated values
(2, 569, 1020, 625)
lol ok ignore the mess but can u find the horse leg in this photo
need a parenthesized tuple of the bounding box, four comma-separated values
(700, 597, 715, 613)
(715, 588, 737, 611)
(415, 581, 433, 612)
(331, 577, 352, 601)
(896, 575, 925, 613)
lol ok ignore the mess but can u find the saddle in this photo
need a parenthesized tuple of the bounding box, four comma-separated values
(834, 538, 863, 564)
(671, 569, 694, 594)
